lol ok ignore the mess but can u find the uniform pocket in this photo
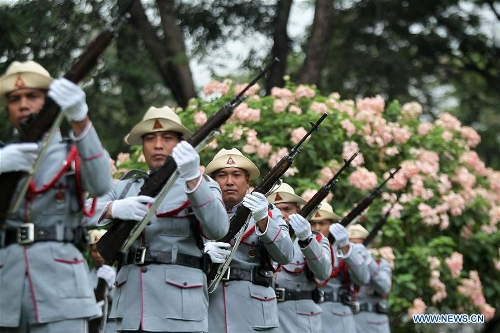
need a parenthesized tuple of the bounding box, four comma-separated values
(295, 301, 323, 331)
(249, 284, 279, 329)
(111, 266, 130, 318)
(52, 244, 92, 299)
(165, 266, 207, 321)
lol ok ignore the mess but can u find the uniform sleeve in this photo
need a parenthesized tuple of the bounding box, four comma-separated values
(301, 232, 332, 282)
(343, 243, 370, 285)
(255, 205, 294, 264)
(73, 122, 113, 197)
(84, 181, 123, 228)
(369, 258, 392, 295)
(187, 175, 229, 240)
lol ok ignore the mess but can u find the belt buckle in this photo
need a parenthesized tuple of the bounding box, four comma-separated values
(221, 267, 231, 281)
(18, 223, 34, 245)
(350, 301, 360, 314)
(134, 247, 146, 265)
(275, 288, 285, 302)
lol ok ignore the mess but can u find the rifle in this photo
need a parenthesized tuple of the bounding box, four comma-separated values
(88, 278, 108, 333)
(207, 113, 328, 293)
(298, 152, 358, 223)
(96, 58, 280, 265)
(363, 196, 400, 246)
(0, 0, 134, 227)
(328, 166, 401, 244)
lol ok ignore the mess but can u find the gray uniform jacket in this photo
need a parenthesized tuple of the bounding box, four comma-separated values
(0, 127, 113, 327)
(89, 267, 117, 333)
(319, 243, 370, 333)
(353, 256, 392, 333)
(275, 232, 332, 333)
(208, 204, 294, 333)
(88, 174, 228, 332)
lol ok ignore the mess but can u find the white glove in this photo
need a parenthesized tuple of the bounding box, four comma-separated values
(289, 214, 313, 241)
(110, 196, 155, 221)
(97, 265, 116, 289)
(242, 192, 269, 221)
(329, 223, 350, 248)
(91, 300, 105, 319)
(0, 143, 38, 173)
(48, 78, 88, 122)
(204, 242, 231, 264)
(172, 141, 201, 181)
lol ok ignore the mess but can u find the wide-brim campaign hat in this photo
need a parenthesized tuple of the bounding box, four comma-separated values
(267, 182, 307, 205)
(0, 61, 53, 107)
(88, 229, 107, 245)
(347, 224, 369, 240)
(204, 148, 260, 180)
(125, 106, 192, 145)
(309, 202, 340, 221)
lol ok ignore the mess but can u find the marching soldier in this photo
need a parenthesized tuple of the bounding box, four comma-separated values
(203, 148, 294, 332)
(308, 202, 370, 333)
(0, 61, 113, 332)
(348, 224, 392, 333)
(267, 183, 332, 333)
(87, 106, 229, 332)
(88, 229, 117, 333)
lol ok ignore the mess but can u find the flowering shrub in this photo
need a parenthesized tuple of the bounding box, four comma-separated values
(113, 78, 499, 328)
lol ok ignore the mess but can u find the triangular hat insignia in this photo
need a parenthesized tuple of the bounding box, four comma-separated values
(14, 76, 25, 89)
(226, 157, 235, 165)
(152, 119, 163, 130)
(314, 211, 321, 217)
(275, 193, 283, 201)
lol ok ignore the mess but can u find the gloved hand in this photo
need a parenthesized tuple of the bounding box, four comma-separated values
(204, 242, 231, 264)
(110, 196, 155, 221)
(97, 265, 116, 289)
(172, 141, 201, 181)
(47, 78, 88, 122)
(329, 223, 350, 248)
(91, 300, 105, 319)
(0, 143, 38, 173)
(289, 214, 313, 241)
(242, 192, 269, 221)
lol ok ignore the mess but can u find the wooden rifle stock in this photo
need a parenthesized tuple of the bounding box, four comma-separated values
(88, 278, 108, 333)
(328, 166, 401, 244)
(97, 58, 280, 265)
(0, 1, 133, 227)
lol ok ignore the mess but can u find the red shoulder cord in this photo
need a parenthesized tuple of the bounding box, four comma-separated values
(29, 146, 97, 217)
(344, 263, 361, 299)
(155, 200, 191, 218)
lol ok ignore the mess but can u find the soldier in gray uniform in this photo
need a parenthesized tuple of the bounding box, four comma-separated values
(308, 203, 370, 333)
(203, 148, 294, 333)
(0, 61, 114, 332)
(87, 105, 229, 333)
(88, 229, 117, 333)
(267, 183, 332, 333)
(348, 224, 392, 333)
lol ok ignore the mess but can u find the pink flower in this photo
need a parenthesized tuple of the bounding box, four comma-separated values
(408, 298, 427, 317)
(356, 95, 385, 113)
(436, 112, 461, 131)
(460, 126, 481, 148)
(343, 141, 364, 167)
(428, 257, 441, 270)
(480, 304, 496, 321)
(378, 246, 395, 269)
(418, 122, 434, 136)
(273, 99, 289, 113)
(234, 83, 260, 97)
(288, 105, 302, 114)
(193, 111, 207, 127)
(387, 169, 407, 191)
(317, 167, 334, 187)
(290, 127, 310, 145)
(271, 87, 294, 99)
(295, 85, 316, 99)
(203, 80, 230, 96)
(391, 125, 412, 144)
(301, 189, 319, 202)
(349, 167, 378, 191)
(341, 119, 356, 137)
(116, 153, 130, 166)
(401, 102, 423, 117)
(256, 143, 272, 159)
(268, 148, 289, 168)
(309, 101, 328, 114)
(445, 252, 463, 278)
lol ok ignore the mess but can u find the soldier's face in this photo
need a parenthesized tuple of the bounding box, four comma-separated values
(142, 131, 181, 170)
(212, 167, 250, 208)
(309, 219, 332, 237)
(275, 202, 300, 223)
(5, 88, 46, 130)
(90, 244, 105, 268)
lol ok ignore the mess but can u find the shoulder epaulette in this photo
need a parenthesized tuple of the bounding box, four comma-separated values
(120, 169, 149, 181)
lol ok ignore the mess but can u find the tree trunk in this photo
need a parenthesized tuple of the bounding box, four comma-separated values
(297, 0, 334, 86)
(124, 0, 196, 107)
(266, 0, 293, 94)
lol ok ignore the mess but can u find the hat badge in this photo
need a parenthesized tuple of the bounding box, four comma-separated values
(226, 157, 235, 165)
(152, 119, 163, 130)
(14, 75, 25, 89)
(275, 193, 283, 201)
(314, 211, 321, 217)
